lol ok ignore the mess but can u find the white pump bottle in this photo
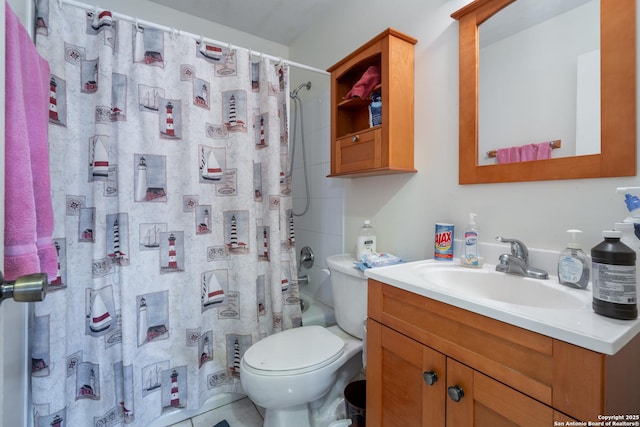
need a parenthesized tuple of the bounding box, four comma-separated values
(463, 213, 480, 267)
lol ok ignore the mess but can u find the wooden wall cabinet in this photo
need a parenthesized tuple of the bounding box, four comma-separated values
(367, 280, 640, 426)
(327, 28, 417, 177)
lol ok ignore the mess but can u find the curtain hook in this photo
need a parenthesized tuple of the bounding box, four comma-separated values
(134, 17, 140, 31)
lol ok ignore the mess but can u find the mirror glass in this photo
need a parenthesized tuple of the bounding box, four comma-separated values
(478, 0, 599, 166)
(452, 0, 636, 184)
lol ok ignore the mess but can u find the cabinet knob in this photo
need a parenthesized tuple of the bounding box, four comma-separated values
(351, 135, 359, 142)
(423, 371, 438, 386)
(447, 385, 465, 402)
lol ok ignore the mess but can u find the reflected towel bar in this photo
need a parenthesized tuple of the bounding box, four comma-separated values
(487, 139, 561, 158)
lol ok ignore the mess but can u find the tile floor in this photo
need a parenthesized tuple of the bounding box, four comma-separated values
(168, 397, 263, 427)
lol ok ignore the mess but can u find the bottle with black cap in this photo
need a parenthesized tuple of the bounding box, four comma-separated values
(591, 230, 638, 320)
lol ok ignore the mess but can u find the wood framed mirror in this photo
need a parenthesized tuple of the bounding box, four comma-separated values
(452, 0, 636, 184)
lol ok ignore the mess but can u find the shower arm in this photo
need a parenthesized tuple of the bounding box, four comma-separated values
(290, 81, 311, 100)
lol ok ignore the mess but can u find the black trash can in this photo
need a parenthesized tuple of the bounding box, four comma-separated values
(344, 380, 366, 427)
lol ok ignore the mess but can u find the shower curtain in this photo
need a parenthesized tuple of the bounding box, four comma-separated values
(32, 1, 300, 425)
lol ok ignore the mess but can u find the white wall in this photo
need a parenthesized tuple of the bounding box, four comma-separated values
(290, 0, 640, 268)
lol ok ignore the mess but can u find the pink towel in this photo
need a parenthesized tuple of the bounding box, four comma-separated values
(344, 66, 381, 99)
(520, 142, 553, 161)
(536, 142, 552, 160)
(520, 144, 537, 161)
(4, 3, 57, 282)
(496, 146, 521, 164)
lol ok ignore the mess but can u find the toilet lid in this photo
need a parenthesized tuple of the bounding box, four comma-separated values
(243, 326, 344, 375)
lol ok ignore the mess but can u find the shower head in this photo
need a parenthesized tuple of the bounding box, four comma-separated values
(290, 81, 311, 99)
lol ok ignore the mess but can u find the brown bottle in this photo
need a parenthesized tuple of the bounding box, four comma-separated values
(591, 230, 638, 320)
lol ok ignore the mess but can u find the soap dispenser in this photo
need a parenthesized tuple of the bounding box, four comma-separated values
(623, 192, 640, 240)
(462, 213, 480, 267)
(557, 229, 590, 289)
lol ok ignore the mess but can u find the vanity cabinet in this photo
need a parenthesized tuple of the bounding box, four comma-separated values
(327, 28, 417, 177)
(367, 279, 640, 426)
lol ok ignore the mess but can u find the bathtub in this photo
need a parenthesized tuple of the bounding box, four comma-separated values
(149, 391, 247, 427)
(300, 290, 336, 327)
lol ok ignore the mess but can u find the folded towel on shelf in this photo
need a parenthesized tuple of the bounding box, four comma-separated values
(344, 65, 381, 99)
(354, 252, 404, 271)
(4, 2, 57, 282)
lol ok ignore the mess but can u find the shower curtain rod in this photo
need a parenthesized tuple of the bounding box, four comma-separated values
(57, 0, 330, 76)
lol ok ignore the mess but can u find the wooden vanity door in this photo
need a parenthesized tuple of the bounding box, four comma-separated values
(446, 358, 554, 427)
(367, 320, 446, 427)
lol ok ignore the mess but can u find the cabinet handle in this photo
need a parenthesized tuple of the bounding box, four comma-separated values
(351, 135, 359, 142)
(447, 385, 465, 402)
(423, 371, 438, 386)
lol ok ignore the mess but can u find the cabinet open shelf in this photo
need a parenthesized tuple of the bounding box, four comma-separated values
(336, 85, 382, 110)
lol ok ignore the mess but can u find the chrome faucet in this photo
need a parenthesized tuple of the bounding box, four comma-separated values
(297, 246, 314, 285)
(495, 237, 549, 280)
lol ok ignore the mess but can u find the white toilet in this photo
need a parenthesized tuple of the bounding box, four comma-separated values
(240, 254, 367, 427)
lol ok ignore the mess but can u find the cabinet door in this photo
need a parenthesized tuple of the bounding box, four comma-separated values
(367, 320, 446, 427)
(446, 359, 554, 427)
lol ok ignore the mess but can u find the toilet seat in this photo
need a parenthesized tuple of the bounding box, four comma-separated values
(242, 326, 344, 376)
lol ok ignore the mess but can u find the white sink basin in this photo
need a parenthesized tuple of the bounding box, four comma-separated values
(364, 259, 640, 355)
(412, 263, 585, 309)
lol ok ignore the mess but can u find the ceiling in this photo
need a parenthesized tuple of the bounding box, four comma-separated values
(146, 0, 339, 46)
(146, 0, 594, 47)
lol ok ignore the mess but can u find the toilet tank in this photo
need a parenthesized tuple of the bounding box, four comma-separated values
(326, 254, 367, 339)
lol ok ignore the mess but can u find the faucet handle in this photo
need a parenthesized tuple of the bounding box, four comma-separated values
(495, 237, 529, 262)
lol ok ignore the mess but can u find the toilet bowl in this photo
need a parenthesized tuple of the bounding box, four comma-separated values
(240, 254, 367, 427)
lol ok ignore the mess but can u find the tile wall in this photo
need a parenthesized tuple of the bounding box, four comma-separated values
(290, 77, 344, 308)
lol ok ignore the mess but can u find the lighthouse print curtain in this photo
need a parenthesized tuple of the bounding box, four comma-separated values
(32, 1, 300, 425)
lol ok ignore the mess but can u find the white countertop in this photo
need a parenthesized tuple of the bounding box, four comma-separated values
(365, 259, 640, 355)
